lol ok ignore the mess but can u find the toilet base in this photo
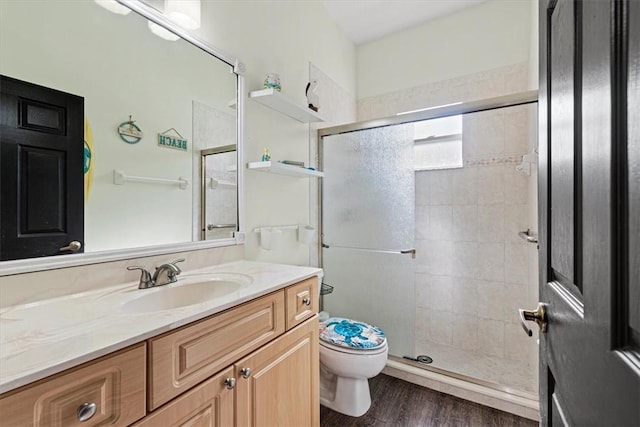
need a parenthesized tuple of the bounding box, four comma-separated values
(319, 368, 372, 417)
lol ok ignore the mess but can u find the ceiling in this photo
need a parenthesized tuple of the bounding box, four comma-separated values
(321, 0, 487, 45)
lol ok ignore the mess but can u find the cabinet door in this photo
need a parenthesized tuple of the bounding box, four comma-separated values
(133, 367, 234, 427)
(235, 316, 319, 427)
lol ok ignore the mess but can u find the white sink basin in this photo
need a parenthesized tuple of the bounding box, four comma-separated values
(120, 276, 247, 313)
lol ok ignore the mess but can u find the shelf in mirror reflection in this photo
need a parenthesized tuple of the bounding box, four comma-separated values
(246, 161, 324, 178)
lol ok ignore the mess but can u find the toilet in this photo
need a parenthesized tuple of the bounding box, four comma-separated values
(318, 317, 388, 417)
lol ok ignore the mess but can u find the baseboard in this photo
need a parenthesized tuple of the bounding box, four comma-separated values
(383, 359, 541, 421)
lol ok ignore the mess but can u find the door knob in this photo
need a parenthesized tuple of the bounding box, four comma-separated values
(518, 302, 548, 336)
(240, 367, 251, 379)
(59, 241, 82, 252)
(224, 378, 236, 389)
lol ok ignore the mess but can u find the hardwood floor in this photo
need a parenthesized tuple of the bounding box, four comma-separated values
(320, 374, 538, 427)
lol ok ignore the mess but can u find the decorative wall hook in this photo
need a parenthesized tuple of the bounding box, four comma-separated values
(117, 115, 143, 144)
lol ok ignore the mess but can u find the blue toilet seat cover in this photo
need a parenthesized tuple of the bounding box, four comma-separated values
(319, 317, 386, 350)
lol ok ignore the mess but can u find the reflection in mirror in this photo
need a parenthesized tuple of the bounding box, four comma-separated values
(0, 0, 240, 266)
(200, 145, 238, 240)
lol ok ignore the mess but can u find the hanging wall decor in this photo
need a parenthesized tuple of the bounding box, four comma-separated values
(158, 127, 188, 151)
(84, 117, 94, 203)
(117, 115, 143, 144)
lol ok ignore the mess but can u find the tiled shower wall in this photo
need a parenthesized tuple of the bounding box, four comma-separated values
(358, 62, 539, 394)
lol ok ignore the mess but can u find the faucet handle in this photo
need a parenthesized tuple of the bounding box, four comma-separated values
(168, 258, 185, 274)
(127, 266, 154, 289)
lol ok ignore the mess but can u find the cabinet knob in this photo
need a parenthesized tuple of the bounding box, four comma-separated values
(77, 402, 97, 422)
(240, 367, 252, 379)
(224, 377, 236, 389)
(302, 297, 311, 306)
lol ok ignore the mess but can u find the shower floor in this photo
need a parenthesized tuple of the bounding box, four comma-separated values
(410, 341, 538, 395)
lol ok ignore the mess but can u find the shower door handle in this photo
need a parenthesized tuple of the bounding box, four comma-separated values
(400, 249, 416, 259)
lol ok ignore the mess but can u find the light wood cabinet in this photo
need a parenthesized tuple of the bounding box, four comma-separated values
(1, 276, 319, 427)
(132, 367, 234, 427)
(148, 291, 285, 410)
(285, 277, 318, 330)
(235, 316, 319, 427)
(0, 343, 146, 427)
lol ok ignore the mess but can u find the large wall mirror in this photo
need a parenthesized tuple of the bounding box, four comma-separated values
(0, 0, 244, 274)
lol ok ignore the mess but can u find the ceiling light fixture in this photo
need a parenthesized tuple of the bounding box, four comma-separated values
(147, 21, 180, 41)
(165, 0, 201, 30)
(94, 0, 131, 15)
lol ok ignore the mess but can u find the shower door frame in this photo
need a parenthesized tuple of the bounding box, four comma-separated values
(316, 90, 539, 390)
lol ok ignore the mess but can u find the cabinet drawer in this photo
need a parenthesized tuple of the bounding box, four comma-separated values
(285, 277, 319, 330)
(148, 290, 285, 410)
(133, 367, 234, 427)
(0, 343, 146, 427)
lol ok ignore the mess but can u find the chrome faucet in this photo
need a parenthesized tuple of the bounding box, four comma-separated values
(127, 258, 185, 289)
(153, 258, 184, 286)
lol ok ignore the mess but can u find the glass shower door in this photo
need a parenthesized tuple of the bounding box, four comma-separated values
(321, 124, 415, 357)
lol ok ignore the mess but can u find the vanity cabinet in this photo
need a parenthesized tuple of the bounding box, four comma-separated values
(147, 291, 286, 410)
(0, 343, 146, 427)
(0, 276, 319, 427)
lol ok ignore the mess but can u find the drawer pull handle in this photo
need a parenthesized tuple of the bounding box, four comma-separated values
(302, 297, 311, 306)
(224, 378, 236, 389)
(77, 402, 97, 422)
(240, 367, 252, 379)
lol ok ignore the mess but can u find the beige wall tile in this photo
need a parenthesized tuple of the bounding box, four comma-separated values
(477, 166, 505, 205)
(429, 205, 453, 241)
(453, 167, 478, 205)
(477, 204, 505, 242)
(477, 242, 505, 281)
(453, 205, 478, 242)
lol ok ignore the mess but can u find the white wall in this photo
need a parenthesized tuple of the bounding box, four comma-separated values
(356, 0, 534, 99)
(193, 1, 357, 266)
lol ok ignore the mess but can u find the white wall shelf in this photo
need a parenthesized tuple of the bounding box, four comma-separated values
(246, 161, 324, 178)
(249, 88, 324, 123)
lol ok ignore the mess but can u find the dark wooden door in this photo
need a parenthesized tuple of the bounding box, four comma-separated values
(538, 1, 640, 425)
(0, 75, 84, 261)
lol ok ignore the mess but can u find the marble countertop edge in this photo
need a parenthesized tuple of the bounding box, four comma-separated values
(0, 260, 322, 394)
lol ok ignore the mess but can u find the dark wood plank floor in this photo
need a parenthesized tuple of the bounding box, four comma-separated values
(320, 374, 538, 427)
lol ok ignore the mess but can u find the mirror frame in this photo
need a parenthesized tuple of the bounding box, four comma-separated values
(0, 0, 245, 276)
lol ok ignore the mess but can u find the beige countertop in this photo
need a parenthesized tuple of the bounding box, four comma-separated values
(0, 260, 322, 394)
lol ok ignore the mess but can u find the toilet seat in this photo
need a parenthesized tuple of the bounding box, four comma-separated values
(319, 339, 388, 355)
(319, 317, 386, 351)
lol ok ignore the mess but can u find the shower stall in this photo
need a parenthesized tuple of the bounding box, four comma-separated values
(318, 92, 539, 399)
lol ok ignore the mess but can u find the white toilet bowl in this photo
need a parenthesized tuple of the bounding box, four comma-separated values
(318, 318, 388, 417)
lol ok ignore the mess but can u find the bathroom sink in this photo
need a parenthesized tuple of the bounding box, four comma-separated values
(120, 277, 246, 313)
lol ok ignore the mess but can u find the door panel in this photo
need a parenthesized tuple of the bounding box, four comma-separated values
(549, 0, 578, 288)
(20, 146, 66, 233)
(0, 75, 84, 261)
(538, 1, 640, 425)
(628, 0, 640, 347)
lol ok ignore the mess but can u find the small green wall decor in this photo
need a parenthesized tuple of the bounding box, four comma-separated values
(117, 115, 143, 144)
